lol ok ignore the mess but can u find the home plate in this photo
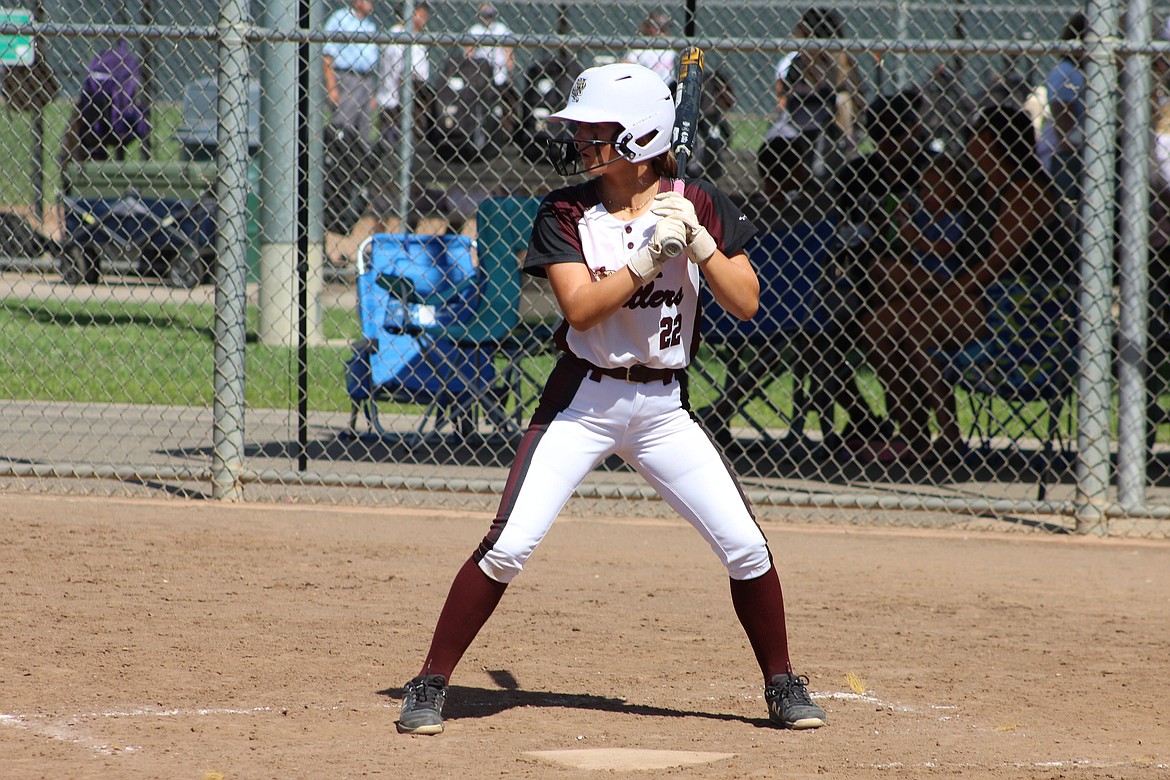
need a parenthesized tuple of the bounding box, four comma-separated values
(525, 749, 736, 771)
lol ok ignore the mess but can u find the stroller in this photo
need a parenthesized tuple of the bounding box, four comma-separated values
(59, 191, 213, 288)
(57, 52, 250, 288)
(323, 125, 376, 236)
(516, 49, 580, 163)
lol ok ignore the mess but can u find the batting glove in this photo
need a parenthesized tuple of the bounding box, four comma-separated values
(628, 217, 687, 282)
(652, 191, 717, 265)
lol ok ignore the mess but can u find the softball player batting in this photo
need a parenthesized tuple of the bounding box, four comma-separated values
(397, 62, 827, 735)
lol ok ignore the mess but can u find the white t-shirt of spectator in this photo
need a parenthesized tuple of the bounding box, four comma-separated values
(763, 52, 801, 141)
(377, 22, 430, 110)
(467, 20, 512, 86)
(624, 48, 676, 83)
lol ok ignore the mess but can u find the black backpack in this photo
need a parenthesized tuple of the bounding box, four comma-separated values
(427, 56, 504, 162)
(517, 50, 580, 163)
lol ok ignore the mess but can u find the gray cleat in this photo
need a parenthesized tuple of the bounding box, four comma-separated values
(765, 672, 828, 729)
(397, 674, 447, 735)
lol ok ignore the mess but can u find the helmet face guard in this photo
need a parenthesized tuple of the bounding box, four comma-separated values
(543, 135, 624, 176)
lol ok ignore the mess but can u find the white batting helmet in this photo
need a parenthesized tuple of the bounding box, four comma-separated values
(550, 63, 676, 163)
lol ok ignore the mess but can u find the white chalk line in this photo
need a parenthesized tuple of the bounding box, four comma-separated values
(870, 759, 1170, 771)
(0, 706, 273, 756)
(727, 687, 946, 716)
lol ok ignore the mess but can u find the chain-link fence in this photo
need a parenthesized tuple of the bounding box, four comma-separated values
(3, 0, 1170, 536)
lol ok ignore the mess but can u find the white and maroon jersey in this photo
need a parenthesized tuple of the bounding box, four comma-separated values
(523, 177, 756, 371)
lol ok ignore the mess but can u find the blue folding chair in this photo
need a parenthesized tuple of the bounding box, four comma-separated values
(345, 232, 495, 439)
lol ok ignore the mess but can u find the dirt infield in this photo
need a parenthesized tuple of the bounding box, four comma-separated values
(2, 494, 1168, 779)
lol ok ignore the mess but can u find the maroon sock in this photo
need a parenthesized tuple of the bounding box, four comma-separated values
(418, 557, 508, 681)
(729, 565, 792, 682)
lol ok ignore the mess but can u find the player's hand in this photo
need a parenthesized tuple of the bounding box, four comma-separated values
(648, 217, 687, 258)
(629, 217, 686, 282)
(652, 192, 717, 264)
(652, 191, 699, 236)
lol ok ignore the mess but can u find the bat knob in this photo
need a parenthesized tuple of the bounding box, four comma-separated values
(661, 237, 685, 257)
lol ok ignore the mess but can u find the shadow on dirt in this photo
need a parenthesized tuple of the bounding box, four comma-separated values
(377, 683, 762, 727)
(175, 425, 1099, 490)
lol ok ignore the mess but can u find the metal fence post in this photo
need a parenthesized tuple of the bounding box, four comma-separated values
(397, 0, 417, 230)
(1076, 0, 1123, 532)
(258, 0, 324, 348)
(1117, 0, 1154, 510)
(305, 0, 325, 253)
(211, 0, 253, 501)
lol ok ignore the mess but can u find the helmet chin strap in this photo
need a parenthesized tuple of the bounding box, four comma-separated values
(573, 157, 625, 176)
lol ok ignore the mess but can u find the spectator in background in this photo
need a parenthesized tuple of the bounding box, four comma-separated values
(465, 2, 514, 89)
(767, 7, 862, 177)
(1154, 18, 1170, 178)
(888, 154, 981, 284)
(919, 61, 976, 156)
(59, 39, 150, 165)
(1145, 17, 1170, 444)
(624, 11, 677, 84)
(376, 0, 433, 150)
(323, 0, 381, 141)
(464, 1, 517, 131)
(697, 135, 834, 444)
(1037, 11, 1087, 209)
(742, 135, 826, 225)
(859, 154, 981, 462)
(864, 105, 1057, 463)
(836, 89, 931, 269)
(1150, 18, 1170, 260)
(812, 89, 931, 457)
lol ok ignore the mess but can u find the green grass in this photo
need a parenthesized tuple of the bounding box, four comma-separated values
(0, 297, 360, 412)
(0, 295, 1144, 444)
(728, 113, 772, 153)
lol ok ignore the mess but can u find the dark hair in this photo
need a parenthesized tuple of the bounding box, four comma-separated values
(921, 153, 978, 202)
(1061, 12, 1087, 42)
(800, 7, 845, 39)
(652, 149, 679, 178)
(640, 11, 671, 35)
(970, 103, 1041, 174)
